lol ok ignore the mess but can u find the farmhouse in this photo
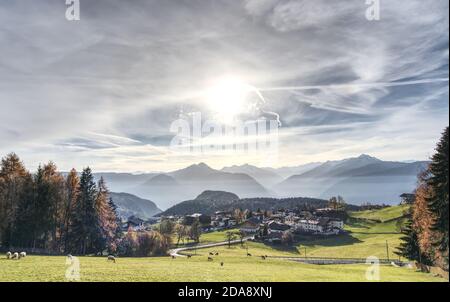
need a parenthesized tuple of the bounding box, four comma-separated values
(267, 221, 291, 234)
(240, 217, 261, 234)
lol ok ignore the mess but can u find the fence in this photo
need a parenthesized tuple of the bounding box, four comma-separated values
(267, 255, 407, 265)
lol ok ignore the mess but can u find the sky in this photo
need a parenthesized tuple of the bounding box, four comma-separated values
(0, 0, 449, 172)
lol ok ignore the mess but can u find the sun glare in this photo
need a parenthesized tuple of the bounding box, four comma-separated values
(205, 76, 250, 123)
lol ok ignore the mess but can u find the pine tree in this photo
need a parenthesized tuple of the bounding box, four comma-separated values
(426, 127, 449, 267)
(9, 173, 34, 248)
(71, 167, 98, 255)
(395, 212, 423, 263)
(44, 162, 66, 251)
(63, 169, 79, 253)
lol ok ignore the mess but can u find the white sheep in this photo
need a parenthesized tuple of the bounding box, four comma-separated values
(11, 252, 19, 260)
(6, 252, 12, 259)
(19, 252, 26, 259)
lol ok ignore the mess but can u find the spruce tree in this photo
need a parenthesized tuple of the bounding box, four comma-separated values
(63, 169, 79, 253)
(426, 127, 449, 267)
(395, 214, 423, 263)
(71, 167, 98, 255)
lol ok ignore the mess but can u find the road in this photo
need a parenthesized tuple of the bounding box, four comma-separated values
(169, 237, 254, 257)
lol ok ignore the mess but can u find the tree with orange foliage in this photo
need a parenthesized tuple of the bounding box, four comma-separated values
(412, 171, 436, 264)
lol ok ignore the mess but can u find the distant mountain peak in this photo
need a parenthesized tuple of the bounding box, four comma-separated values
(195, 190, 240, 202)
(187, 162, 214, 170)
(357, 154, 380, 161)
(147, 174, 178, 184)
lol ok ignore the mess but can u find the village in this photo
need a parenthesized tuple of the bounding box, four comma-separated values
(124, 207, 346, 246)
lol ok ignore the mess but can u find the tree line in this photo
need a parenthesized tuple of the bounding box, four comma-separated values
(396, 127, 449, 271)
(0, 154, 170, 256)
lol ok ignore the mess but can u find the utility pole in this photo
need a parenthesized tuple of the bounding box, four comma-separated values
(305, 247, 307, 259)
(386, 240, 389, 261)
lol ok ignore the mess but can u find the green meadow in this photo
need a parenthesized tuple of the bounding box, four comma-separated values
(0, 206, 446, 282)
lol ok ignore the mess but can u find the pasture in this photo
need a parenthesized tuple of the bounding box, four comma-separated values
(0, 253, 443, 282)
(0, 205, 445, 282)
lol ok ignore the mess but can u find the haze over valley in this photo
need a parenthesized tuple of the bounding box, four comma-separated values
(97, 154, 429, 210)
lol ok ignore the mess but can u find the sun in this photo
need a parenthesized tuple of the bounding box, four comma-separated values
(205, 76, 251, 123)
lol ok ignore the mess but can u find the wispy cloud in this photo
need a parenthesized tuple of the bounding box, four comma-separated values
(0, 0, 448, 171)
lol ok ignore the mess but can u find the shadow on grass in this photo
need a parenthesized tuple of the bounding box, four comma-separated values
(255, 233, 363, 256)
(346, 217, 375, 230)
(296, 233, 363, 249)
(261, 243, 300, 254)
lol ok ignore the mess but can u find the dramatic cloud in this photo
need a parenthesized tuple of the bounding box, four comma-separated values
(0, 0, 448, 171)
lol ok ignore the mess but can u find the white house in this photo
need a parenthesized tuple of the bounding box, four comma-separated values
(295, 217, 343, 235)
(296, 219, 325, 233)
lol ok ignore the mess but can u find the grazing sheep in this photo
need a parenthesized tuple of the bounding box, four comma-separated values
(12, 252, 19, 260)
(247, 253, 252, 257)
(6, 252, 12, 259)
(187, 255, 192, 258)
(215, 252, 219, 256)
(19, 252, 26, 259)
(107, 255, 116, 263)
(220, 262, 224, 267)
(261, 255, 266, 260)
(208, 257, 213, 261)
(172, 255, 176, 259)
(209, 252, 214, 256)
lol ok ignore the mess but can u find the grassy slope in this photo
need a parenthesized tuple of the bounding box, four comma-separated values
(349, 205, 409, 222)
(0, 205, 444, 282)
(0, 255, 442, 282)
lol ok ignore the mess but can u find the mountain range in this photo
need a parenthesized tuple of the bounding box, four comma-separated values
(95, 154, 429, 210)
(275, 155, 429, 204)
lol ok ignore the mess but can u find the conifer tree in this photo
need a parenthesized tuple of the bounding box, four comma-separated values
(426, 127, 449, 267)
(395, 212, 424, 263)
(63, 169, 80, 253)
(71, 167, 98, 255)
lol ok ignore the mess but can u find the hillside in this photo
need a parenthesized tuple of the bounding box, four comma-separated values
(109, 192, 162, 220)
(349, 204, 410, 222)
(160, 190, 330, 216)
